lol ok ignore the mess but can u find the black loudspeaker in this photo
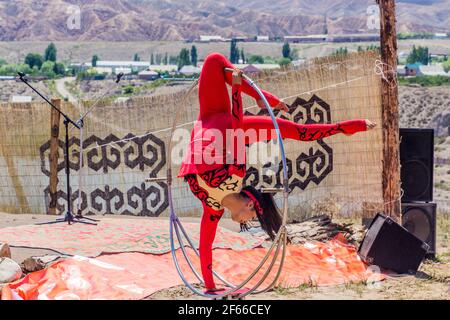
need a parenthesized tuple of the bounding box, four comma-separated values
(358, 213, 429, 274)
(402, 202, 437, 258)
(399, 128, 434, 202)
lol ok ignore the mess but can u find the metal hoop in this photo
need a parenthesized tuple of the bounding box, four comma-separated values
(162, 68, 290, 299)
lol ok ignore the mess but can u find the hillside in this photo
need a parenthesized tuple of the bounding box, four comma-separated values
(0, 0, 449, 41)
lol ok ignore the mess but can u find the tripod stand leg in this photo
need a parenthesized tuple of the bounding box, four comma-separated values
(72, 219, 97, 225)
(74, 215, 99, 223)
(35, 211, 74, 225)
(74, 208, 100, 222)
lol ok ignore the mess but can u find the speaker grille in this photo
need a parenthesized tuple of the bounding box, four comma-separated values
(403, 208, 431, 243)
(401, 159, 431, 200)
(399, 128, 434, 202)
(401, 202, 437, 257)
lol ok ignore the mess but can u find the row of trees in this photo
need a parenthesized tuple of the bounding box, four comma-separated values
(330, 44, 436, 69)
(0, 43, 66, 78)
(90, 45, 199, 71)
(177, 46, 198, 70)
(101, 42, 295, 71)
(406, 45, 429, 65)
(230, 41, 296, 66)
(147, 46, 198, 70)
(331, 45, 380, 56)
(398, 75, 450, 86)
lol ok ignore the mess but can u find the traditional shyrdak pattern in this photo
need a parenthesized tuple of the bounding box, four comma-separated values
(39, 133, 168, 216)
(244, 94, 334, 191)
(38, 94, 334, 215)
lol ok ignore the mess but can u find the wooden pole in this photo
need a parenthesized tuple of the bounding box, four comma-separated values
(48, 98, 61, 215)
(378, 0, 401, 222)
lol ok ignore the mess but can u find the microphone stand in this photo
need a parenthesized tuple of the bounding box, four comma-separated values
(17, 72, 96, 225)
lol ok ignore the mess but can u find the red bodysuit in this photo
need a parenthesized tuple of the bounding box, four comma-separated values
(178, 52, 367, 290)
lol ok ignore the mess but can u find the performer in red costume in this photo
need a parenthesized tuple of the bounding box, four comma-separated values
(178, 52, 376, 292)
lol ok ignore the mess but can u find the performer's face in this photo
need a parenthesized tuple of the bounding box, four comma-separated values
(230, 198, 257, 224)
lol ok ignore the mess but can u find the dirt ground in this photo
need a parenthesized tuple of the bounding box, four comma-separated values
(0, 212, 448, 300)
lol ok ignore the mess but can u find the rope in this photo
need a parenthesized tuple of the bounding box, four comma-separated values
(77, 72, 376, 153)
(374, 59, 398, 88)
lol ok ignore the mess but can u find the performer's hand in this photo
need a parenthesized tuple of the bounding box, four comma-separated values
(204, 287, 225, 294)
(232, 69, 243, 85)
(204, 287, 250, 297)
(257, 99, 289, 112)
(365, 120, 377, 130)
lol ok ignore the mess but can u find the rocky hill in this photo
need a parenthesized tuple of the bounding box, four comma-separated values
(0, 0, 449, 41)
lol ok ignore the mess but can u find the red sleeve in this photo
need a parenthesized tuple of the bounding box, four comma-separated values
(242, 117, 368, 144)
(199, 204, 224, 290)
(339, 119, 368, 134)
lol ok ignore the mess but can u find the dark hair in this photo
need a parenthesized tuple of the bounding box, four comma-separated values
(240, 185, 282, 241)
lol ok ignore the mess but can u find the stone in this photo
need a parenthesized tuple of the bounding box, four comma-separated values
(21, 257, 46, 273)
(0, 257, 22, 284)
(0, 243, 11, 258)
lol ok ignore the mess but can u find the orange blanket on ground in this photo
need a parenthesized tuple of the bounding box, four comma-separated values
(1, 237, 384, 300)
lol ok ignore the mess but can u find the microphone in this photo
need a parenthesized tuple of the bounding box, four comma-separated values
(116, 72, 124, 83)
(17, 72, 28, 82)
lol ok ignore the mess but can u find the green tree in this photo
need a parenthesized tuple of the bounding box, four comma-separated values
(91, 55, 99, 67)
(155, 53, 161, 65)
(278, 57, 292, 67)
(191, 45, 198, 67)
(53, 62, 66, 75)
(178, 48, 191, 70)
(443, 57, 450, 73)
(123, 85, 135, 95)
(407, 45, 429, 65)
(407, 45, 417, 64)
(230, 39, 239, 63)
(150, 53, 154, 65)
(44, 43, 57, 62)
(133, 53, 141, 62)
(366, 44, 380, 52)
(31, 65, 40, 75)
(0, 58, 6, 66)
(248, 55, 264, 64)
(282, 42, 291, 59)
(169, 55, 178, 65)
(163, 53, 168, 65)
(14, 64, 32, 75)
(332, 47, 348, 56)
(240, 49, 245, 64)
(25, 53, 44, 69)
(41, 61, 56, 77)
(0, 64, 15, 75)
